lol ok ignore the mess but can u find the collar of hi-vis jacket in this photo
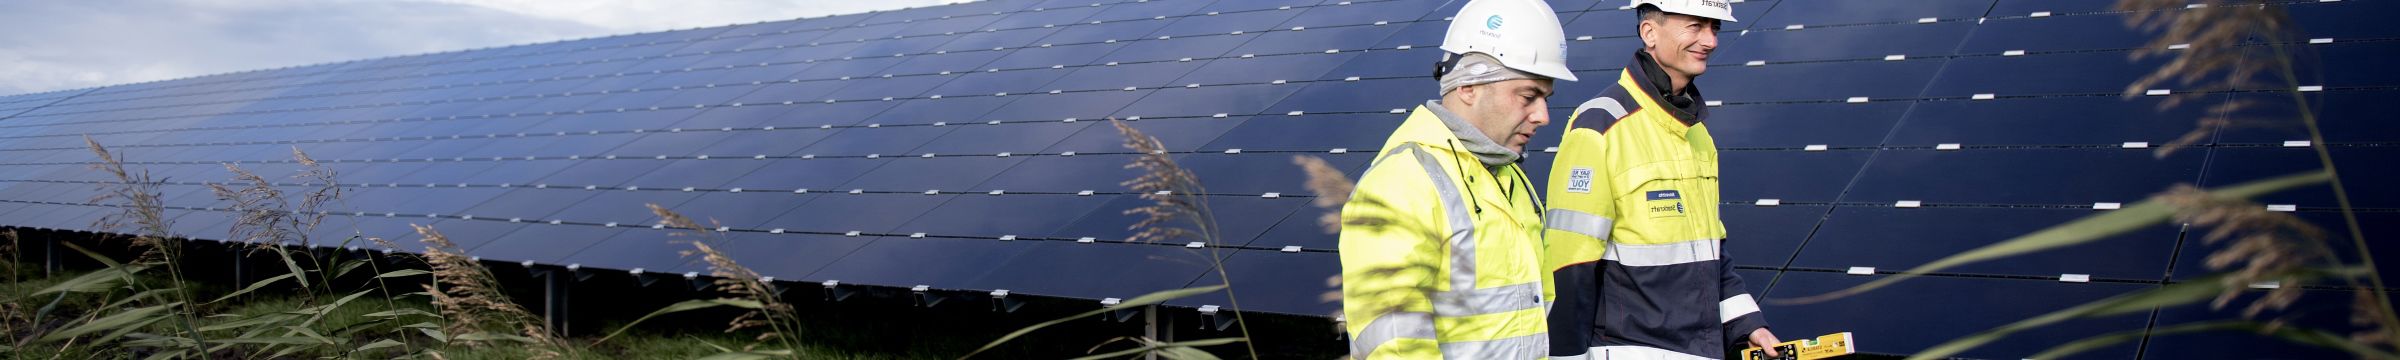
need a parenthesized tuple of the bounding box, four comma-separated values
(1627, 50, 1709, 126)
(1421, 100, 1521, 166)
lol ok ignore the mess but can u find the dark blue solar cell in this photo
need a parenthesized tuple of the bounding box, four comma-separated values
(790, 57, 909, 80)
(1249, 205, 1340, 250)
(1959, 14, 2155, 54)
(1198, 0, 1326, 14)
(556, 227, 710, 273)
(468, 223, 626, 264)
(2199, 146, 2400, 209)
(933, 28, 1060, 54)
(821, 76, 951, 101)
(1796, 206, 2180, 279)
(1048, 195, 1305, 248)
(1285, 0, 1444, 28)
(1098, 34, 1253, 63)
(666, 105, 802, 131)
(1720, 150, 1871, 203)
(708, 233, 874, 281)
(1707, 101, 1910, 148)
(1564, 8, 1641, 39)
(385, 188, 512, 216)
(842, 156, 1027, 191)
(922, 69, 1074, 97)
(551, 191, 702, 225)
(412, 218, 535, 252)
(1700, 59, 1946, 102)
(2286, 0, 2400, 40)
(1845, 148, 2206, 205)
(1227, 26, 1406, 56)
(2173, 211, 2398, 282)
(1371, 21, 1445, 48)
(458, 188, 602, 222)
(1045, 61, 1207, 90)
(533, 159, 673, 188)
(1177, 152, 1369, 195)
(979, 156, 1147, 193)
(794, 126, 954, 155)
(1890, 97, 2210, 146)
(802, 236, 1042, 290)
(1087, 0, 1214, 23)
(913, 121, 1092, 155)
(1047, 117, 1241, 154)
(1316, 47, 1442, 80)
(975, 241, 1219, 300)
(329, 216, 432, 253)
(662, 192, 804, 229)
(1564, 38, 1643, 78)
(719, 158, 882, 190)
(1035, 19, 1176, 45)
(169, 210, 236, 240)
(1922, 51, 2176, 97)
(1171, 249, 1339, 316)
(2273, 42, 2400, 90)
(755, 102, 903, 129)
(1150, 9, 1306, 38)
(1750, 0, 1997, 28)
(1762, 272, 2151, 359)
(1988, 0, 2121, 16)
(1178, 53, 1360, 85)
(608, 133, 738, 158)
(2214, 91, 2400, 144)
(1717, 22, 1973, 63)
(1118, 84, 1305, 118)
(1258, 78, 1426, 115)
(622, 159, 771, 190)
(1721, 204, 1827, 267)
(982, 5, 1105, 30)
(983, 90, 1150, 121)
(897, 193, 1114, 236)
(2143, 288, 2370, 359)
(864, 97, 1013, 126)
(1204, 113, 1398, 151)
(758, 193, 950, 234)
(881, 51, 1011, 75)
(460, 160, 579, 185)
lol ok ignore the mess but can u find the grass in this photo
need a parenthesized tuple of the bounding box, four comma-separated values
(0, 259, 976, 359)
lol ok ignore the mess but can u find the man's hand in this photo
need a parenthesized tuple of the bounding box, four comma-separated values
(1748, 328, 1782, 357)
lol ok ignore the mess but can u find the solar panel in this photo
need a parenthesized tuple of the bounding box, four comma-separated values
(3, 1, 2394, 358)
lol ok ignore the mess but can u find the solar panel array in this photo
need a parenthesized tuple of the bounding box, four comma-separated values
(1, 0, 2393, 357)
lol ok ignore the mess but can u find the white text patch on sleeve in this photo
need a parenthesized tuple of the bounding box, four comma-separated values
(1566, 167, 1594, 193)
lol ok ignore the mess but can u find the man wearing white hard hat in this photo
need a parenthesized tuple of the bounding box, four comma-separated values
(1336, 0, 1576, 358)
(1541, 0, 1781, 359)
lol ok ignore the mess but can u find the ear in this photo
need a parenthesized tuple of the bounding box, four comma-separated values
(1640, 20, 1660, 51)
(1454, 83, 1480, 107)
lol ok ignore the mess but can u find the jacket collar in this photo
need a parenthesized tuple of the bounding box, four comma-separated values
(1627, 51, 1708, 127)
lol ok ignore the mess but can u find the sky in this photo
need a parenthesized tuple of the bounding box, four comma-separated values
(0, 0, 966, 96)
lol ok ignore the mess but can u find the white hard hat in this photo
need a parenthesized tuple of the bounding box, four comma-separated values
(1440, 0, 1577, 82)
(1630, 0, 1738, 22)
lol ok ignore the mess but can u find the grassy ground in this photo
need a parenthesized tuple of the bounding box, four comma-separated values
(0, 262, 962, 359)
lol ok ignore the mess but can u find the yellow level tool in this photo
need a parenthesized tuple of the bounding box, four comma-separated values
(1742, 332, 1858, 360)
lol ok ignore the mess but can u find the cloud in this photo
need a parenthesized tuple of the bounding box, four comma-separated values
(0, 0, 961, 96)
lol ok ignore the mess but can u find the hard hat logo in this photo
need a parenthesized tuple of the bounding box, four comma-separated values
(1485, 15, 1504, 30)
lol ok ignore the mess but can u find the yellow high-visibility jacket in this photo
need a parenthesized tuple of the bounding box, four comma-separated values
(1543, 53, 1769, 360)
(1341, 102, 1551, 359)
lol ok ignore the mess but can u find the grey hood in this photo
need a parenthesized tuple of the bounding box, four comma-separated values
(1423, 100, 1522, 166)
